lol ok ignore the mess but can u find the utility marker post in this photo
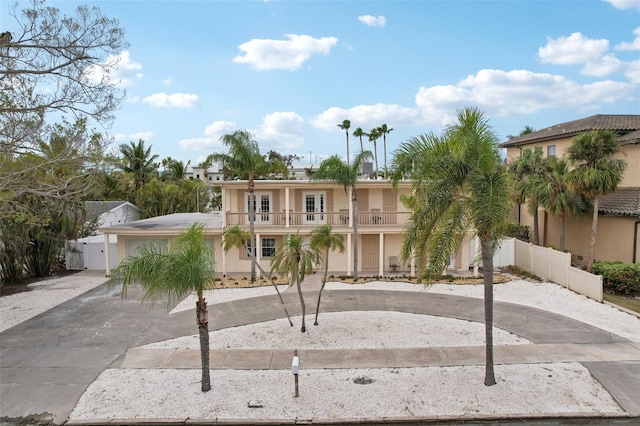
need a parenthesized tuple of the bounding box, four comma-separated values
(292, 349, 299, 397)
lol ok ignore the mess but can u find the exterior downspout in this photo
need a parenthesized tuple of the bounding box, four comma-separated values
(634, 220, 640, 264)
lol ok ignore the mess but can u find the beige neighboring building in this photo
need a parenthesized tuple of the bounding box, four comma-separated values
(501, 114, 640, 265)
(100, 178, 478, 277)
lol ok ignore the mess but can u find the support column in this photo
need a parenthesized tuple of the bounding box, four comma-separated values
(347, 233, 352, 276)
(379, 233, 384, 276)
(473, 236, 480, 277)
(285, 186, 290, 228)
(256, 232, 261, 278)
(104, 233, 111, 277)
(411, 250, 416, 277)
(221, 235, 227, 276)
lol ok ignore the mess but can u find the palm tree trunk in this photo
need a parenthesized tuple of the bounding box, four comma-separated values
(351, 187, 359, 280)
(196, 297, 211, 392)
(359, 137, 363, 153)
(248, 176, 256, 282)
(559, 211, 566, 252)
(295, 266, 306, 332)
(314, 248, 330, 325)
(587, 198, 599, 272)
(481, 238, 496, 386)
(532, 204, 539, 245)
(345, 131, 350, 165)
(383, 136, 387, 178)
(244, 243, 293, 326)
(373, 141, 379, 179)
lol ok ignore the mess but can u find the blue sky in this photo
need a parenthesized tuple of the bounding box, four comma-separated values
(3, 0, 640, 166)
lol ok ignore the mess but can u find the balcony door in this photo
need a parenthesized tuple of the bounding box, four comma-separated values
(303, 191, 326, 225)
(246, 191, 272, 225)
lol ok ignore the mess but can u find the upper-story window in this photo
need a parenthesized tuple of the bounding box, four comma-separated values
(547, 145, 556, 157)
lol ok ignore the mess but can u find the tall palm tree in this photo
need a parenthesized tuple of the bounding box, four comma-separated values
(535, 157, 581, 252)
(311, 150, 373, 280)
(119, 139, 159, 190)
(270, 232, 317, 332)
(390, 107, 511, 386)
(367, 127, 381, 179)
(162, 159, 190, 181)
(508, 146, 547, 245)
(337, 119, 351, 164)
(353, 127, 365, 153)
(310, 224, 344, 325)
(378, 124, 393, 178)
(567, 130, 626, 272)
(222, 225, 293, 326)
(109, 223, 215, 392)
(211, 130, 287, 281)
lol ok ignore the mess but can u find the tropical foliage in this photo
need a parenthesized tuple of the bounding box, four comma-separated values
(338, 120, 351, 164)
(109, 223, 216, 392)
(311, 150, 373, 280)
(390, 107, 511, 386)
(310, 225, 344, 325)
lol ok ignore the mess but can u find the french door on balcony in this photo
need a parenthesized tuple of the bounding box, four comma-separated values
(303, 191, 326, 225)
(246, 191, 272, 225)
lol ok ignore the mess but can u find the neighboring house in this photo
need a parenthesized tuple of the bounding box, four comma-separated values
(501, 114, 640, 264)
(84, 201, 142, 229)
(99, 179, 482, 277)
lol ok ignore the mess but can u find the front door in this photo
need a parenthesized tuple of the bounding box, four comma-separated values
(303, 191, 326, 225)
(361, 234, 379, 271)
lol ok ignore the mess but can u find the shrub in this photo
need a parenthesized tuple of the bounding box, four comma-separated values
(504, 222, 530, 242)
(593, 261, 640, 296)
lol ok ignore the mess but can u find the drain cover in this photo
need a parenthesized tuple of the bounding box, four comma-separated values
(353, 376, 375, 384)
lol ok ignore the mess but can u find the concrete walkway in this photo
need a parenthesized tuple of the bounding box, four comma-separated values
(1, 274, 640, 424)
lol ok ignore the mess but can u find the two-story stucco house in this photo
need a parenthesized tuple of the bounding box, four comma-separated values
(501, 114, 640, 264)
(100, 178, 479, 277)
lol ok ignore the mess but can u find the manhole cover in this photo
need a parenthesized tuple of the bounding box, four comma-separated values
(353, 376, 375, 385)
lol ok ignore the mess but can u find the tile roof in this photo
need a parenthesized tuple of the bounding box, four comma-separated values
(501, 114, 640, 147)
(598, 187, 640, 217)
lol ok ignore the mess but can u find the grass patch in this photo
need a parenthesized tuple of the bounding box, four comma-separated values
(603, 292, 640, 314)
(500, 265, 543, 281)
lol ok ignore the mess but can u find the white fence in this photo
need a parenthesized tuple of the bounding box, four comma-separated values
(513, 239, 602, 302)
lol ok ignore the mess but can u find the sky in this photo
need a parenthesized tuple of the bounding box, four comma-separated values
(2, 0, 640, 167)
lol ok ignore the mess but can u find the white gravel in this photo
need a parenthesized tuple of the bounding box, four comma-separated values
(3, 273, 638, 421)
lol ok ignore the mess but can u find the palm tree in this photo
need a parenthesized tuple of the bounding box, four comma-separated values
(520, 125, 535, 135)
(211, 130, 287, 281)
(353, 127, 365, 153)
(109, 223, 215, 392)
(222, 225, 293, 326)
(535, 157, 581, 251)
(367, 128, 381, 179)
(119, 139, 159, 190)
(567, 130, 626, 272)
(270, 232, 317, 332)
(311, 150, 373, 280)
(508, 146, 547, 245)
(337, 119, 351, 164)
(378, 124, 393, 178)
(390, 107, 511, 386)
(310, 224, 344, 325)
(162, 159, 190, 181)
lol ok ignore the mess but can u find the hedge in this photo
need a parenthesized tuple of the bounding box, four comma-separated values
(593, 261, 640, 296)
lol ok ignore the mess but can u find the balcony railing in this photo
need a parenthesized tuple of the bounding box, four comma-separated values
(224, 211, 410, 228)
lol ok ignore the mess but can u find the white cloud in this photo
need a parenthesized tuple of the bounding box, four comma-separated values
(358, 15, 386, 27)
(311, 104, 421, 132)
(86, 51, 143, 88)
(142, 93, 199, 109)
(255, 111, 305, 150)
(312, 68, 637, 132)
(615, 27, 640, 50)
(538, 32, 609, 65)
(580, 54, 624, 77)
(179, 121, 236, 152)
(112, 131, 154, 143)
(605, 0, 640, 10)
(624, 59, 640, 84)
(125, 95, 140, 103)
(233, 34, 338, 71)
(162, 77, 173, 85)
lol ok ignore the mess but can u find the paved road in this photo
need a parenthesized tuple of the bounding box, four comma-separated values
(1, 275, 639, 425)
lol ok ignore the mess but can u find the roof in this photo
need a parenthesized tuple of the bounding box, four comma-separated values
(501, 114, 640, 148)
(84, 201, 141, 217)
(99, 212, 223, 235)
(598, 187, 640, 217)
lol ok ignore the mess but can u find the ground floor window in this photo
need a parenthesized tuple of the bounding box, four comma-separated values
(261, 237, 276, 258)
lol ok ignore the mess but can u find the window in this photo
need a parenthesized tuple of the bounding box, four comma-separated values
(240, 240, 255, 260)
(547, 145, 556, 157)
(261, 237, 276, 258)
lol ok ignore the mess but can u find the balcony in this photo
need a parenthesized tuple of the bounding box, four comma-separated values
(224, 210, 410, 229)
